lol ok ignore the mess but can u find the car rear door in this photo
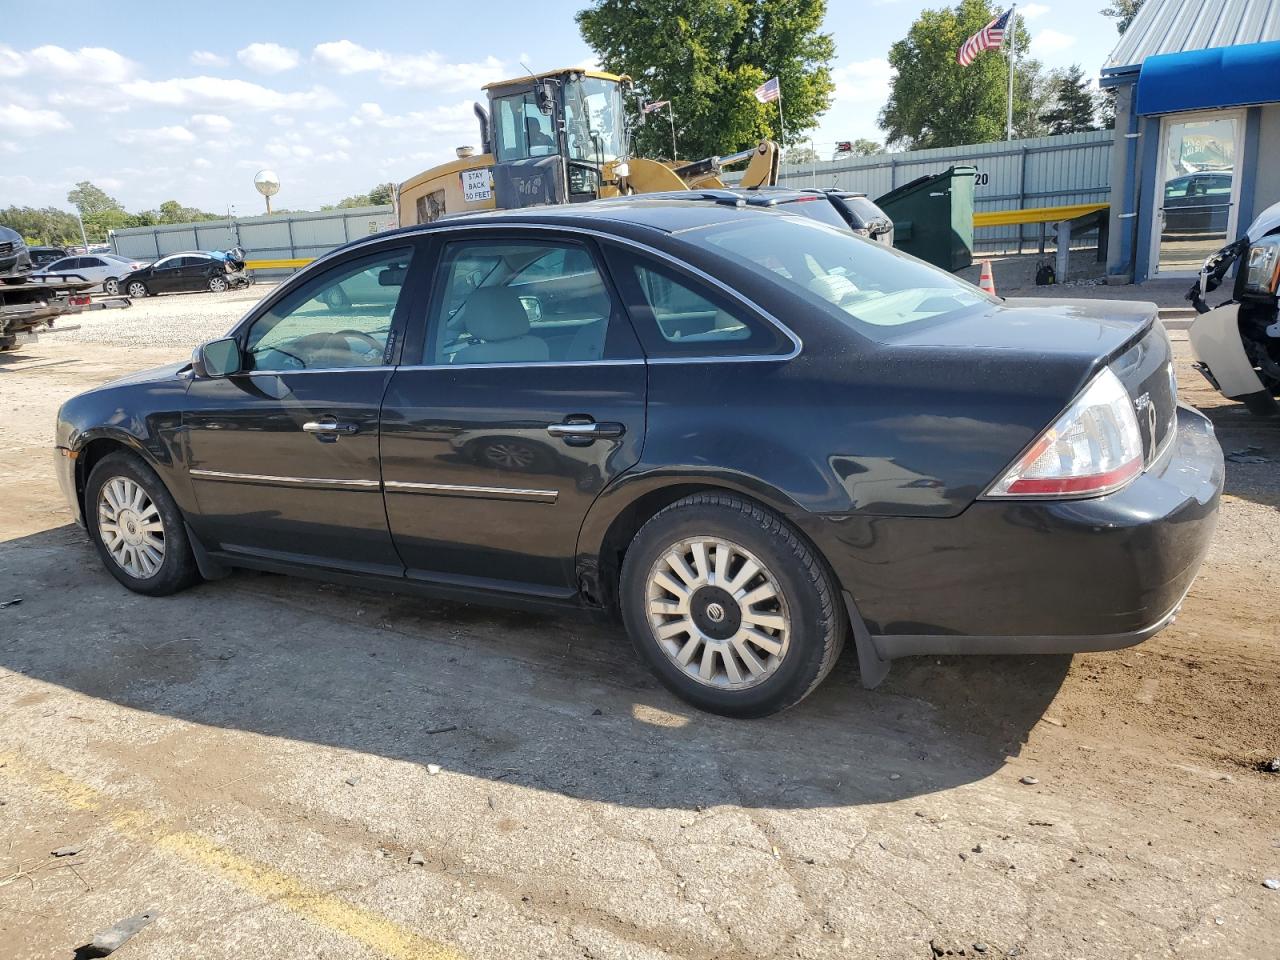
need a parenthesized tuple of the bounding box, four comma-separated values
(182, 240, 426, 574)
(379, 229, 647, 597)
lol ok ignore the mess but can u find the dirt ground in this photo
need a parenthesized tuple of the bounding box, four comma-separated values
(1, 291, 1278, 960)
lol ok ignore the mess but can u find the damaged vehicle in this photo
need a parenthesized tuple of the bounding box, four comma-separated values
(55, 201, 1223, 717)
(1187, 199, 1280, 416)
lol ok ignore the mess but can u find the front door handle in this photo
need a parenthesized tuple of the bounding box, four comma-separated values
(547, 419, 626, 442)
(303, 419, 359, 437)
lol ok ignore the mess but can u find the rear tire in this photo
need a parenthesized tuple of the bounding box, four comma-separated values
(86, 451, 200, 596)
(103, 277, 120, 295)
(208, 276, 228, 293)
(620, 493, 845, 718)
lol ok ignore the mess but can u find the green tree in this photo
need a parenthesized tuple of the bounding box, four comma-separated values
(1102, 0, 1144, 34)
(844, 138, 883, 156)
(879, 0, 1044, 149)
(577, 0, 836, 159)
(0, 206, 83, 246)
(335, 183, 395, 208)
(66, 181, 129, 241)
(1040, 64, 1098, 135)
(784, 144, 819, 163)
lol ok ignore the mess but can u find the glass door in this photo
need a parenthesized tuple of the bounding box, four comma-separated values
(1151, 111, 1243, 276)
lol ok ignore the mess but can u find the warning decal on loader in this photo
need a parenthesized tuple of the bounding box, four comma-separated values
(462, 169, 492, 203)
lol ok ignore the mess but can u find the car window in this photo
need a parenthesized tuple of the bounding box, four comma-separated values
(425, 239, 626, 366)
(244, 247, 414, 372)
(694, 214, 990, 339)
(49, 257, 77, 270)
(1205, 175, 1232, 196)
(1164, 180, 1190, 200)
(154, 256, 181, 269)
(619, 255, 787, 358)
(780, 197, 850, 232)
(83, 257, 105, 268)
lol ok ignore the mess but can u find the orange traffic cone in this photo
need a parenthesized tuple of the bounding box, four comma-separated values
(977, 259, 997, 296)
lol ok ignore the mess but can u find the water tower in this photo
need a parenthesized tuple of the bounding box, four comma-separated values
(254, 169, 281, 214)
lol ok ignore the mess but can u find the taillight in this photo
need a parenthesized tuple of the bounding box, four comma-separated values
(984, 367, 1143, 499)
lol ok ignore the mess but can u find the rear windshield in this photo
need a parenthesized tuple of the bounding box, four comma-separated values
(775, 197, 850, 232)
(693, 214, 990, 337)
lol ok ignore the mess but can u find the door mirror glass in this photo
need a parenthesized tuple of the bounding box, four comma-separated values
(200, 337, 242, 377)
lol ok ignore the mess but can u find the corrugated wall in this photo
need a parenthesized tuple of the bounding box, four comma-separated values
(110, 206, 397, 275)
(769, 130, 1115, 253)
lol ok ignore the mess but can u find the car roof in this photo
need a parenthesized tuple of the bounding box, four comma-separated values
(380, 197, 799, 244)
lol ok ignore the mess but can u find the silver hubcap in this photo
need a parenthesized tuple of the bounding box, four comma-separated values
(97, 476, 165, 579)
(645, 537, 790, 690)
(104, 279, 118, 294)
(128, 282, 145, 297)
(210, 278, 226, 291)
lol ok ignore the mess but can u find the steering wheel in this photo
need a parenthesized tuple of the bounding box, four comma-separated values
(321, 329, 384, 361)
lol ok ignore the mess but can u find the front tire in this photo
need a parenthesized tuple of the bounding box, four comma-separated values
(620, 493, 846, 718)
(86, 451, 200, 596)
(126, 280, 148, 298)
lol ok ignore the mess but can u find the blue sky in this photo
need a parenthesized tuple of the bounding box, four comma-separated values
(0, 0, 1122, 215)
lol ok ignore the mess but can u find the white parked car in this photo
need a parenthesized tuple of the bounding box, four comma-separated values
(35, 254, 150, 295)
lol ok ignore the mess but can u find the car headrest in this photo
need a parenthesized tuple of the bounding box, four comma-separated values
(462, 286, 530, 341)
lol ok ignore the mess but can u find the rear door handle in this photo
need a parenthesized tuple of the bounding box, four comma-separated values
(303, 419, 359, 437)
(547, 420, 626, 442)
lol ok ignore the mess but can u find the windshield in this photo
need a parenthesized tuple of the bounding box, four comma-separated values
(564, 76, 624, 164)
(695, 215, 991, 338)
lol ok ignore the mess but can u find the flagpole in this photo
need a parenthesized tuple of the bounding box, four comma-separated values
(1006, 4, 1017, 141)
(667, 101, 677, 160)
(776, 87, 787, 147)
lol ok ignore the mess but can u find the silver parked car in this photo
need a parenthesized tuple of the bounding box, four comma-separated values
(35, 254, 150, 295)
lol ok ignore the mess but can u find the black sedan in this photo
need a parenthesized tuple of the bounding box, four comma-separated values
(54, 200, 1224, 717)
(119, 250, 237, 297)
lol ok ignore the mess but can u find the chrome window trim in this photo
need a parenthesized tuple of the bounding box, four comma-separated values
(384, 480, 558, 503)
(190, 469, 380, 490)
(313, 222, 803, 364)
(241, 366, 396, 376)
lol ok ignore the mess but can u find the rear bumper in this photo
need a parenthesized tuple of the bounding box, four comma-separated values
(809, 405, 1223, 655)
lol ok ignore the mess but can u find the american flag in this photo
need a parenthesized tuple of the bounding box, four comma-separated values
(642, 100, 670, 114)
(754, 77, 781, 103)
(957, 9, 1012, 67)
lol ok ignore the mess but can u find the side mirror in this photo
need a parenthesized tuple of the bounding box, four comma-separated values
(536, 81, 556, 116)
(192, 337, 243, 378)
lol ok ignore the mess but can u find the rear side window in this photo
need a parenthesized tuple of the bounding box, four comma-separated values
(610, 250, 791, 359)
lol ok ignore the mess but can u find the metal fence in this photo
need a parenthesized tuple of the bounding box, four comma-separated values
(110, 206, 397, 275)
(764, 130, 1115, 254)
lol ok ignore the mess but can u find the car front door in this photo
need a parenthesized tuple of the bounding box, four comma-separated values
(147, 256, 183, 292)
(182, 241, 425, 574)
(379, 231, 647, 597)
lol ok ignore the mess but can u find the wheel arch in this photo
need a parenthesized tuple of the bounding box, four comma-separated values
(576, 470, 826, 615)
(74, 431, 166, 523)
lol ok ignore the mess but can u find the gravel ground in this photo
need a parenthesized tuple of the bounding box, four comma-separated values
(49, 284, 278, 350)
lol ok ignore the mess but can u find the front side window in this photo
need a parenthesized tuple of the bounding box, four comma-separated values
(494, 93, 557, 162)
(426, 239, 627, 365)
(695, 215, 990, 339)
(245, 247, 414, 371)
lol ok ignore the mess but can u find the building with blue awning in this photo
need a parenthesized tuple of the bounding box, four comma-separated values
(1101, 0, 1280, 283)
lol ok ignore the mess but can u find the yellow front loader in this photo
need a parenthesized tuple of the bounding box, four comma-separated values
(397, 68, 779, 227)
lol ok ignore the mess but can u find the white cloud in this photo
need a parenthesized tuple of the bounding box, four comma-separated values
(237, 42, 300, 74)
(120, 76, 339, 111)
(190, 50, 229, 68)
(265, 139, 315, 159)
(0, 43, 137, 83)
(0, 103, 71, 135)
(349, 99, 476, 134)
(1031, 28, 1077, 55)
(312, 40, 503, 92)
(1020, 3, 1050, 19)
(193, 157, 214, 169)
(190, 113, 234, 133)
(116, 125, 197, 146)
(831, 58, 892, 105)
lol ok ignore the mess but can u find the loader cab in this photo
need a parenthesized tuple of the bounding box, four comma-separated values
(483, 69, 629, 209)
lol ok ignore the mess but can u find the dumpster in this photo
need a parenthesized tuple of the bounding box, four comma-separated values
(874, 165, 977, 272)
